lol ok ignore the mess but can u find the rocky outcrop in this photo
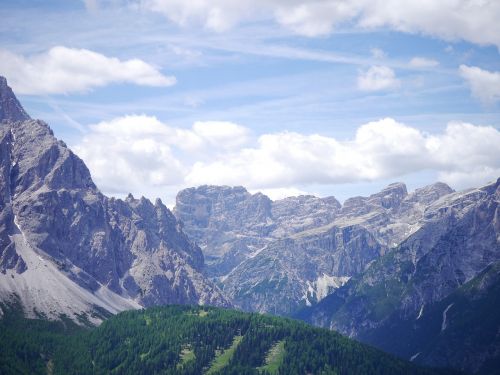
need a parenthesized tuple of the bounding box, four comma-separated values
(0, 77, 30, 122)
(0, 77, 228, 324)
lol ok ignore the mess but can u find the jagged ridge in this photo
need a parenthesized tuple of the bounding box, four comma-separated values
(0, 76, 229, 324)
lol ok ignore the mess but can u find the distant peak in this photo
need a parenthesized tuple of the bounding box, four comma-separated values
(427, 182, 454, 193)
(386, 181, 407, 190)
(0, 76, 30, 122)
(377, 182, 408, 197)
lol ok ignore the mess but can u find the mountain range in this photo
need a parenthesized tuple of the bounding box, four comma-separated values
(0, 76, 498, 374)
(174, 175, 499, 373)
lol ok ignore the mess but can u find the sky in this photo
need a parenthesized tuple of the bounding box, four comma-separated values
(1, 0, 500, 205)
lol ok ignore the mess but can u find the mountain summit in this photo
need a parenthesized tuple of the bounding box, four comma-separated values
(0, 77, 228, 324)
(0, 77, 30, 122)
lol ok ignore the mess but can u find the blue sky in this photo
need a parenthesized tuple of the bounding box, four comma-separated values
(1, 0, 500, 205)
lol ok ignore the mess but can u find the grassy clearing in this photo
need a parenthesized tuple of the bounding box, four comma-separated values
(205, 335, 243, 374)
(177, 346, 196, 369)
(186, 309, 209, 317)
(257, 340, 286, 374)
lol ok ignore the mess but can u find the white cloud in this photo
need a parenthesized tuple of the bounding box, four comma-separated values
(73, 116, 184, 194)
(429, 122, 500, 187)
(140, 0, 256, 32)
(73, 116, 500, 200)
(409, 57, 439, 68)
(357, 65, 400, 91)
(459, 65, 500, 105)
(72, 116, 250, 196)
(356, 0, 500, 48)
(370, 48, 386, 59)
(192, 121, 251, 150)
(185, 119, 500, 191)
(0, 46, 176, 94)
(137, 0, 500, 47)
(274, 1, 358, 37)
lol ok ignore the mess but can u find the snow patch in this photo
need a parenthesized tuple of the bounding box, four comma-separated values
(248, 245, 268, 259)
(441, 303, 454, 331)
(410, 352, 421, 362)
(416, 304, 424, 320)
(305, 274, 350, 302)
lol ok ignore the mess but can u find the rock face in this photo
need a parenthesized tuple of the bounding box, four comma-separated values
(0, 77, 30, 122)
(175, 181, 454, 315)
(175, 186, 341, 277)
(0, 77, 228, 324)
(301, 178, 500, 374)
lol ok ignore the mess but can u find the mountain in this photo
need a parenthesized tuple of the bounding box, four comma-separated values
(300, 178, 500, 374)
(0, 77, 228, 324)
(0, 303, 462, 375)
(174, 185, 342, 276)
(0, 77, 30, 122)
(175, 182, 454, 315)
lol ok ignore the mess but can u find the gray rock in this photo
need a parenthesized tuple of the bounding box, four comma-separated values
(0, 77, 30, 122)
(0, 77, 229, 324)
(302, 178, 500, 373)
(175, 180, 454, 316)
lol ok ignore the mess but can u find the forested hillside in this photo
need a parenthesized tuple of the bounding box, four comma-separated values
(0, 303, 462, 375)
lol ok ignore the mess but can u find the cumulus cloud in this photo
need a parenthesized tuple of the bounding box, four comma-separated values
(137, 0, 500, 47)
(191, 121, 251, 150)
(357, 66, 400, 91)
(73, 116, 500, 200)
(459, 65, 500, 105)
(409, 57, 439, 68)
(355, 0, 500, 47)
(73, 116, 184, 194)
(72, 116, 250, 195)
(185, 119, 500, 190)
(0, 46, 176, 94)
(274, 1, 358, 37)
(140, 0, 256, 32)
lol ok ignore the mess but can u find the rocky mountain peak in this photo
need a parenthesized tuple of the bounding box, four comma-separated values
(373, 182, 408, 208)
(0, 76, 30, 123)
(342, 182, 408, 215)
(0, 83, 229, 323)
(406, 182, 454, 205)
